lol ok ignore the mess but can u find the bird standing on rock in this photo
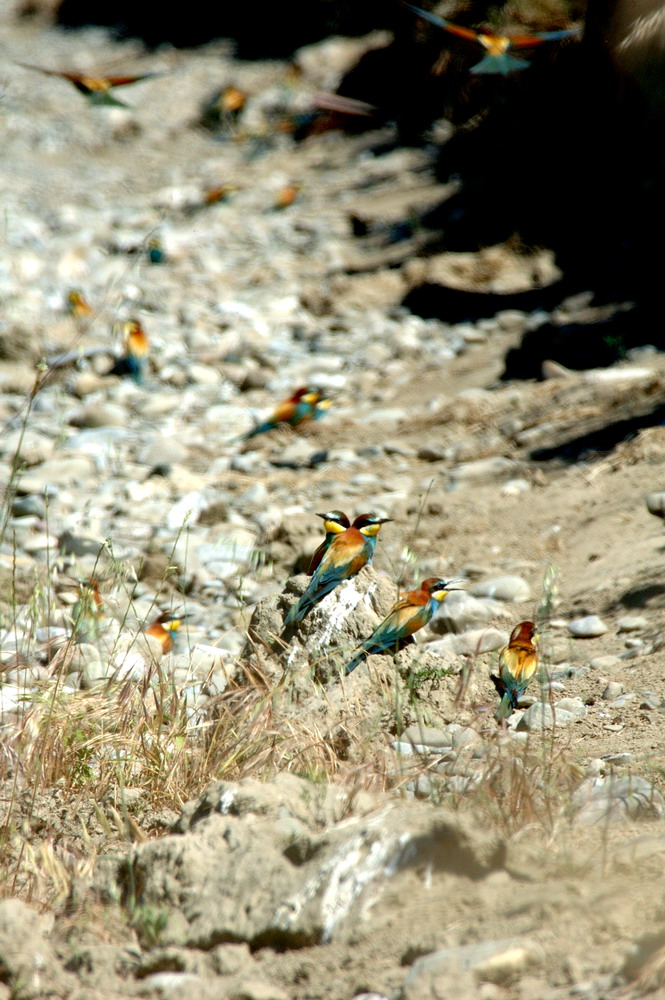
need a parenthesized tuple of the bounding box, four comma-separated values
(309, 510, 351, 573)
(285, 513, 391, 626)
(403, 4, 580, 75)
(241, 386, 328, 440)
(344, 577, 456, 675)
(492, 621, 539, 720)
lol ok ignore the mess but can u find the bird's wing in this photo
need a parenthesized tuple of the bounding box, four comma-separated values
(403, 3, 480, 40)
(510, 27, 580, 48)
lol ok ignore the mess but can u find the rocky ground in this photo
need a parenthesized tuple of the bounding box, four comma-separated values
(2, 7, 665, 1000)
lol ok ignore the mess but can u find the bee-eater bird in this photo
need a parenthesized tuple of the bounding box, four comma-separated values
(273, 184, 302, 210)
(144, 612, 187, 654)
(285, 513, 391, 626)
(71, 578, 103, 644)
(492, 621, 539, 720)
(66, 289, 93, 320)
(242, 386, 324, 440)
(108, 319, 149, 384)
(403, 4, 580, 74)
(309, 510, 351, 574)
(344, 577, 455, 675)
(16, 63, 163, 106)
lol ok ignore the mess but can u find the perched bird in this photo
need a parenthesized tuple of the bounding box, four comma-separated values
(344, 577, 455, 675)
(404, 4, 580, 74)
(492, 621, 539, 720)
(71, 578, 103, 644)
(144, 612, 187, 654)
(242, 386, 325, 440)
(108, 320, 149, 384)
(147, 236, 166, 264)
(204, 184, 239, 206)
(17, 62, 162, 106)
(66, 289, 93, 321)
(273, 184, 301, 210)
(309, 510, 351, 574)
(285, 513, 391, 626)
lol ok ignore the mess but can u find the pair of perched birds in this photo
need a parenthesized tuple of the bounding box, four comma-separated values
(284, 510, 457, 676)
(289, 511, 539, 715)
(241, 385, 331, 440)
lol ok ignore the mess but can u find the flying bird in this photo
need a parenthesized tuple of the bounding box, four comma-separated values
(492, 620, 539, 720)
(344, 577, 455, 675)
(241, 386, 328, 440)
(16, 62, 163, 106)
(285, 513, 391, 626)
(403, 4, 580, 74)
(309, 510, 351, 574)
(144, 612, 187, 654)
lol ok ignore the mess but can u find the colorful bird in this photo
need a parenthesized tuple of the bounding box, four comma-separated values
(273, 184, 301, 210)
(404, 4, 580, 74)
(242, 386, 326, 440)
(309, 510, 351, 574)
(108, 319, 149, 384)
(17, 62, 162, 106)
(285, 513, 391, 626)
(344, 577, 455, 675)
(147, 236, 166, 264)
(492, 621, 539, 720)
(66, 289, 93, 321)
(144, 612, 187, 654)
(71, 578, 103, 644)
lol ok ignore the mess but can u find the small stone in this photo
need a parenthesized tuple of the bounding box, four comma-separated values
(645, 491, 665, 519)
(556, 697, 587, 718)
(471, 576, 532, 602)
(600, 752, 633, 765)
(425, 628, 507, 655)
(568, 615, 608, 638)
(602, 681, 623, 701)
(401, 725, 452, 749)
(516, 702, 578, 731)
(617, 616, 648, 632)
(573, 775, 665, 823)
(589, 655, 620, 669)
(417, 444, 445, 461)
(449, 457, 525, 487)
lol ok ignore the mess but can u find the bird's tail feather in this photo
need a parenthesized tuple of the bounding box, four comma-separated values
(494, 692, 514, 720)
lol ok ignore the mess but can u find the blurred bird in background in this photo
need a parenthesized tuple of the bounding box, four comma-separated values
(404, 4, 580, 75)
(66, 289, 93, 322)
(309, 510, 351, 573)
(492, 621, 539, 720)
(285, 513, 391, 626)
(71, 578, 103, 644)
(344, 577, 456, 675)
(108, 320, 150, 384)
(241, 386, 329, 440)
(17, 62, 163, 106)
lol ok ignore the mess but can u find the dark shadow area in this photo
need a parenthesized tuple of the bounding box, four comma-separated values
(336, 1, 665, 378)
(55, 0, 400, 54)
(530, 401, 665, 463)
(609, 582, 665, 611)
